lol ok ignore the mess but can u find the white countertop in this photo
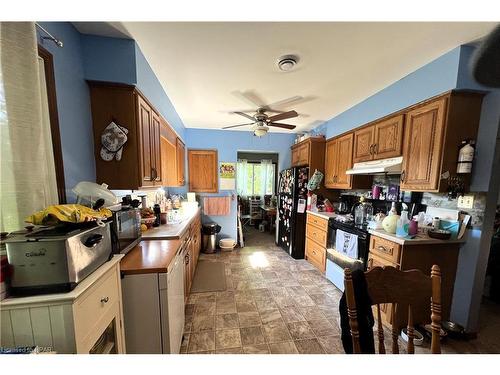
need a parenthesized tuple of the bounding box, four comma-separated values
(141, 206, 201, 240)
(0, 255, 124, 307)
(368, 228, 467, 246)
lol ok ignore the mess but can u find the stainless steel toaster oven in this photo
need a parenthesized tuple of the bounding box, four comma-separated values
(4, 223, 112, 296)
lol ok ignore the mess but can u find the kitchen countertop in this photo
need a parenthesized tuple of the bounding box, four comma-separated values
(120, 239, 182, 275)
(141, 206, 201, 240)
(306, 210, 337, 220)
(368, 228, 467, 246)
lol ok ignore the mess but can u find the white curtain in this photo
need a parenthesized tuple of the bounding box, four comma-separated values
(260, 159, 273, 197)
(0, 22, 59, 232)
(236, 159, 248, 197)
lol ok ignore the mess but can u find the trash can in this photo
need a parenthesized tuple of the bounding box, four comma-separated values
(202, 222, 221, 253)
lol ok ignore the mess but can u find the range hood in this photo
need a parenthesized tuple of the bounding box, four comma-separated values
(346, 156, 403, 175)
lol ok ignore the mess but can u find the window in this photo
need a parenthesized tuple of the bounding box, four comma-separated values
(237, 161, 276, 196)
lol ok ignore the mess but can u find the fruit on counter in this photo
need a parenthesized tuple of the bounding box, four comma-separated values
(382, 214, 400, 234)
(140, 224, 148, 232)
(140, 207, 155, 218)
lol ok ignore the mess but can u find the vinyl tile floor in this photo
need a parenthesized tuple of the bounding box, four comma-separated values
(181, 227, 500, 354)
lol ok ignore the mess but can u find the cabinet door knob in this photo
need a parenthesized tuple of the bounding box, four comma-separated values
(100, 297, 109, 303)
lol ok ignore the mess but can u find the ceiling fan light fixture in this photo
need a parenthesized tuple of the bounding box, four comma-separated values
(277, 55, 299, 72)
(254, 126, 269, 137)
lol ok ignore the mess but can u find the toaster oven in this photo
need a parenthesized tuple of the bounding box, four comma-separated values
(4, 223, 112, 296)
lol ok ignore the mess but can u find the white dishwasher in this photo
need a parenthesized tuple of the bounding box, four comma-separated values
(121, 246, 185, 354)
(160, 249, 185, 353)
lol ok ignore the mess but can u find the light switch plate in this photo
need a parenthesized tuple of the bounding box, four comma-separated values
(457, 194, 474, 209)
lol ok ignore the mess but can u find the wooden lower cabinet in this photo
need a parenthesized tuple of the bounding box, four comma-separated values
(305, 213, 329, 272)
(183, 213, 202, 298)
(368, 234, 460, 330)
(0, 257, 125, 353)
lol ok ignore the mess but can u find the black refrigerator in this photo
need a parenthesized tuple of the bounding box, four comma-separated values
(277, 167, 309, 259)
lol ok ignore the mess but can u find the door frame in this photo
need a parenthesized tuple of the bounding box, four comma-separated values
(37, 45, 66, 203)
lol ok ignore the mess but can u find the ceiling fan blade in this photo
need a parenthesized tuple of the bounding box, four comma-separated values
(268, 110, 298, 122)
(232, 111, 255, 121)
(222, 123, 254, 130)
(267, 96, 303, 110)
(268, 123, 296, 130)
(232, 90, 267, 108)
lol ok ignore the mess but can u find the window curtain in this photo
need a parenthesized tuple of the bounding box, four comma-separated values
(236, 159, 248, 197)
(260, 159, 273, 197)
(0, 22, 59, 232)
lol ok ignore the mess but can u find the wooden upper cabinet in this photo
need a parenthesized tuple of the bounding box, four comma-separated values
(138, 95, 154, 185)
(88, 81, 180, 190)
(188, 149, 218, 193)
(400, 98, 447, 191)
(298, 142, 310, 165)
(334, 133, 355, 189)
(324, 134, 353, 189)
(324, 139, 337, 187)
(161, 136, 177, 186)
(324, 133, 372, 190)
(176, 138, 186, 186)
(373, 115, 404, 159)
(353, 126, 375, 163)
(150, 111, 162, 183)
(353, 114, 404, 163)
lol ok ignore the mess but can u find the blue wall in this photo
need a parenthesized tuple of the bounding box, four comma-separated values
(184, 129, 296, 240)
(81, 35, 136, 85)
(135, 47, 186, 140)
(37, 22, 96, 201)
(314, 44, 500, 332)
(321, 47, 462, 138)
(36, 23, 187, 201)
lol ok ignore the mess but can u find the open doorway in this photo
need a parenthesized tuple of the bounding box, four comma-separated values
(236, 152, 279, 247)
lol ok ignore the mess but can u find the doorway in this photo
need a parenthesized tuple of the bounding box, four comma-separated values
(236, 152, 279, 247)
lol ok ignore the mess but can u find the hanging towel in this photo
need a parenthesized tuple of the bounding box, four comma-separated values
(335, 230, 359, 259)
(204, 196, 231, 216)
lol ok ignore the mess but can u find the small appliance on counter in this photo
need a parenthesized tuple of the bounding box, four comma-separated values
(4, 222, 113, 296)
(108, 206, 141, 255)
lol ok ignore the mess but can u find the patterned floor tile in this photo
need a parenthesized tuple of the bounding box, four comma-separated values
(240, 326, 266, 346)
(268, 341, 299, 354)
(188, 331, 215, 353)
(294, 338, 326, 354)
(216, 313, 239, 330)
(215, 329, 242, 349)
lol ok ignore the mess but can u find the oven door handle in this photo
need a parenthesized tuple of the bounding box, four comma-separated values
(83, 234, 104, 248)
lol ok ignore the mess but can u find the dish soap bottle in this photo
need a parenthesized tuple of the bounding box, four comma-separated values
(396, 203, 410, 238)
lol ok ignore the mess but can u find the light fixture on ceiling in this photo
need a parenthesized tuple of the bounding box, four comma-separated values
(253, 122, 269, 137)
(277, 55, 299, 72)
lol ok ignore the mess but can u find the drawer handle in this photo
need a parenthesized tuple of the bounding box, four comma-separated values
(100, 297, 109, 304)
(378, 245, 392, 254)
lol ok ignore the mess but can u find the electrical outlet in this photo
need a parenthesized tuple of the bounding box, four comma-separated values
(457, 194, 474, 209)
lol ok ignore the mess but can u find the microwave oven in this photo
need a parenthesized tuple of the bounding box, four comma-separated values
(109, 208, 141, 255)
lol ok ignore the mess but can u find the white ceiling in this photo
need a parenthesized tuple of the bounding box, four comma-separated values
(74, 22, 497, 133)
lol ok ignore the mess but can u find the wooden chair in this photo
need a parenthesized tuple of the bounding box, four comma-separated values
(344, 265, 442, 354)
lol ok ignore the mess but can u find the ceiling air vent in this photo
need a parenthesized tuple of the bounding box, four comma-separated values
(277, 55, 299, 72)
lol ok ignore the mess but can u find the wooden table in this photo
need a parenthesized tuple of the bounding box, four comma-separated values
(260, 205, 277, 233)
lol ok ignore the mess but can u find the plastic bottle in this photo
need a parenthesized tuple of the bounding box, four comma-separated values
(388, 202, 398, 216)
(396, 204, 410, 238)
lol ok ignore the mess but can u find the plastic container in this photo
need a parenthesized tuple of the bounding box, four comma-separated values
(72, 181, 118, 208)
(396, 205, 410, 238)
